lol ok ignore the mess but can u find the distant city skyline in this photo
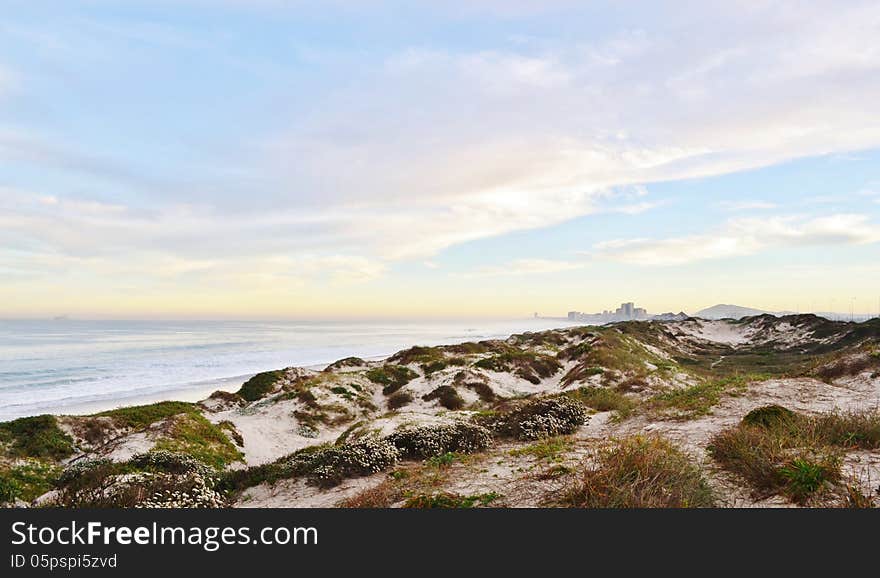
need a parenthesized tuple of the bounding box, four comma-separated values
(2, 2, 880, 319)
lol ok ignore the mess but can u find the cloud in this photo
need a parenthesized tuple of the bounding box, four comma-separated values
(4, 1, 880, 294)
(595, 214, 880, 266)
(246, 0, 880, 260)
(459, 258, 583, 277)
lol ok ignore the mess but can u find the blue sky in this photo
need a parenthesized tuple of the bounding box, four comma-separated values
(1, 1, 879, 319)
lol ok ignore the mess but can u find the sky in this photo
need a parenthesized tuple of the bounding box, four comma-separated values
(1, 0, 879, 319)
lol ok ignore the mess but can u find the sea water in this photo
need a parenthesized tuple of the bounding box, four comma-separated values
(0, 318, 575, 421)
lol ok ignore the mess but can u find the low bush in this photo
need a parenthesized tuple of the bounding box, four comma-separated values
(56, 451, 225, 508)
(421, 357, 467, 376)
(387, 422, 492, 460)
(482, 397, 588, 440)
(475, 351, 561, 384)
(387, 391, 414, 410)
(742, 405, 798, 429)
(128, 450, 216, 477)
(324, 357, 366, 371)
(0, 415, 74, 460)
(236, 370, 285, 402)
(563, 436, 715, 508)
(287, 436, 400, 488)
(422, 386, 465, 410)
(0, 460, 61, 504)
(462, 381, 496, 402)
(365, 365, 419, 395)
(221, 437, 399, 492)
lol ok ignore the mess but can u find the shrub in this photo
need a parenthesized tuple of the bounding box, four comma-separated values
(202, 391, 245, 411)
(475, 351, 561, 384)
(0, 460, 61, 504)
(366, 365, 419, 395)
(387, 422, 493, 460)
(285, 436, 399, 487)
(462, 381, 496, 402)
(134, 472, 225, 508)
(0, 415, 75, 460)
(388, 346, 443, 365)
(422, 386, 465, 410)
(387, 391, 414, 410)
(324, 357, 366, 371)
(55, 451, 224, 508)
(221, 437, 400, 492)
(95, 401, 197, 429)
(236, 370, 285, 402)
(563, 436, 715, 508)
(421, 357, 467, 376)
(742, 405, 798, 429)
(0, 474, 18, 504)
(483, 397, 588, 440)
(128, 450, 215, 477)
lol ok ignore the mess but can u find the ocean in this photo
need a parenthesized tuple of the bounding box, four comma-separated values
(0, 317, 575, 421)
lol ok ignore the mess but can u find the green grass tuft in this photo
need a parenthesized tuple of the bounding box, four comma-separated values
(402, 491, 501, 508)
(96, 401, 197, 430)
(153, 413, 243, 469)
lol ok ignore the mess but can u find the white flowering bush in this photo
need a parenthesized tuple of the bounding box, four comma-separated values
(56, 451, 224, 508)
(128, 450, 215, 477)
(135, 472, 225, 509)
(387, 422, 493, 459)
(485, 397, 588, 440)
(297, 424, 319, 438)
(283, 436, 399, 488)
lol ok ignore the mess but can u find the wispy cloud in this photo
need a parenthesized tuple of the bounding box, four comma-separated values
(595, 214, 880, 266)
(2, 1, 880, 314)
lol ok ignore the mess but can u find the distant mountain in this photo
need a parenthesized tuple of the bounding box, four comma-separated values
(651, 311, 690, 321)
(694, 304, 773, 320)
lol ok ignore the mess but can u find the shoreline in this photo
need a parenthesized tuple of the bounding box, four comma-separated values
(0, 318, 581, 422)
(0, 355, 398, 422)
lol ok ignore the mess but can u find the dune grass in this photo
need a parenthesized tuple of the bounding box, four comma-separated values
(706, 406, 880, 504)
(563, 435, 715, 508)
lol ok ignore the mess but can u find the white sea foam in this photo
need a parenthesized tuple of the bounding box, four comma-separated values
(0, 318, 576, 421)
